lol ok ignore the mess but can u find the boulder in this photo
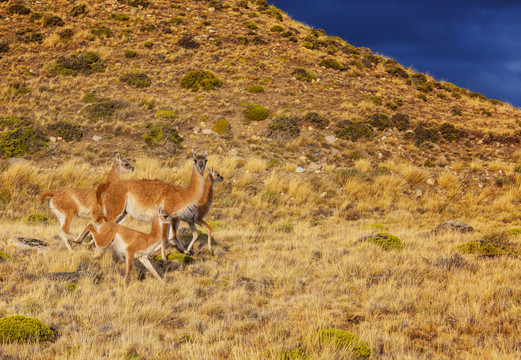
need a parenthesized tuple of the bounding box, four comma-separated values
(8, 237, 49, 253)
(434, 221, 473, 234)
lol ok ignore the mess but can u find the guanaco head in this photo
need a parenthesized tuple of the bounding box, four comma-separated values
(155, 204, 172, 224)
(208, 166, 224, 183)
(192, 149, 208, 175)
(115, 152, 134, 173)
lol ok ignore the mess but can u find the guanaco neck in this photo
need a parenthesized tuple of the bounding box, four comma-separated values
(106, 161, 121, 183)
(187, 168, 205, 203)
(199, 172, 214, 207)
(148, 215, 162, 241)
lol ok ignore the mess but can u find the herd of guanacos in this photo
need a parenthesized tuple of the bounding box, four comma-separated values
(40, 150, 223, 284)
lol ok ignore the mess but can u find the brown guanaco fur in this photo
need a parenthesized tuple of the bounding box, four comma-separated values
(72, 205, 172, 285)
(171, 166, 223, 255)
(98, 150, 207, 261)
(40, 153, 134, 250)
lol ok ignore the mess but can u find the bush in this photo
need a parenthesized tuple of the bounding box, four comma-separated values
(177, 33, 200, 49)
(244, 104, 268, 123)
(243, 21, 257, 30)
(119, 71, 151, 88)
(391, 113, 410, 131)
(439, 122, 460, 142)
(7, 82, 30, 96)
(111, 12, 129, 21)
(82, 92, 97, 103)
(335, 120, 373, 142)
(413, 125, 439, 145)
(91, 26, 112, 37)
(59, 28, 74, 41)
(302, 41, 313, 50)
(124, 49, 137, 58)
(0, 316, 55, 343)
(0, 122, 47, 158)
(368, 113, 389, 131)
(292, 68, 316, 82)
(417, 93, 427, 102)
(168, 17, 183, 25)
(44, 16, 64, 27)
(451, 105, 462, 116)
(384, 61, 409, 79)
(0, 40, 9, 53)
(143, 122, 182, 146)
(457, 232, 517, 257)
(50, 51, 105, 76)
(81, 98, 123, 122)
(47, 120, 83, 142)
(213, 119, 231, 134)
(247, 84, 264, 93)
(29, 12, 43, 22)
(155, 109, 176, 121)
(143, 41, 153, 48)
(270, 25, 284, 33)
(70, 4, 86, 17)
(9, 3, 31, 15)
(319, 58, 345, 71)
(303, 112, 328, 129)
(24, 213, 48, 224)
(266, 115, 300, 141)
(180, 70, 222, 91)
(317, 328, 371, 359)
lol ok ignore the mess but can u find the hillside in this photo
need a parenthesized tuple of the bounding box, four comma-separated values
(1, 0, 521, 359)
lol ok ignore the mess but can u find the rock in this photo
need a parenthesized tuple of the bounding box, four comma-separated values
(434, 221, 474, 234)
(49, 136, 57, 143)
(8, 158, 29, 164)
(229, 148, 238, 156)
(295, 167, 305, 173)
(415, 189, 423, 199)
(202, 128, 214, 135)
(43, 271, 101, 282)
(8, 237, 49, 253)
(325, 135, 337, 144)
(92, 135, 102, 142)
(309, 163, 321, 171)
(426, 178, 435, 185)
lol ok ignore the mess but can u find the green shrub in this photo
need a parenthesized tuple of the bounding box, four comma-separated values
(119, 71, 151, 88)
(303, 112, 328, 129)
(0, 316, 55, 343)
(0, 126, 47, 158)
(50, 51, 105, 76)
(270, 25, 284, 33)
(47, 120, 83, 142)
(29, 12, 43, 22)
(451, 105, 462, 116)
(180, 70, 222, 91)
(143, 122, 182, 146)
(413, 125, 439, 145)
(0, 115, 32, 129)
(9, 3, 31, 15)
(391, 113, 410, 131)
(140, 24, 155, 32)
(244, 20, 257, 30)
(319, 58, 345, 71)
(143, 41, 153, 48)
(439, 122, 460, 142)
(363, 233, 403, 251)
(417, 93, 427, 102)
(367, 96, 382, 106)
(124, 49, 137, 58)
(59, 28, 74, 41)
(384, 61, 409, 79)
(82, 92, 97, 103)
(247, 84, 264, 93)
(111, 12, 129, 21)
(0, 251, 10, 261)
(44, 16, 64, 27)
(155, 109, 176, 121)
(317, 328, 371, 359)
(213, 119, 231, 134)
(244, 104, 268, 123)
(302, 41, 313, 50)
(266, 115, 300, 141)
(128, 0, 150, 8)
(292, 68, 316, 82)
(335, 120, 373, 142)
(70, 4, 86, 17)
(457, 232, 517, 257)
(91, 26, 112, 37)
(7, 83, 31, 96)
(81, 98, 123, 122)
(177, 33, 200, 49)
(167, 253, 194, 264)
(24, 213, 48, 224)
(168, 17, 183, 24)
(368, 113, 389, 131)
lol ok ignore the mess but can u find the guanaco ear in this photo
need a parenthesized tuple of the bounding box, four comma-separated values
(192, 149, 197, 160)
(115, 152, 121, 162)
(211, 166, 215, 173)
(204, 150, 208, 158)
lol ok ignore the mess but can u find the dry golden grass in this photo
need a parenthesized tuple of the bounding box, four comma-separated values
(245, 157, 267, 173)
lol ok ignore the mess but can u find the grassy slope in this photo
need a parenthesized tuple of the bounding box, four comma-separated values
(1, 0, 521, 359)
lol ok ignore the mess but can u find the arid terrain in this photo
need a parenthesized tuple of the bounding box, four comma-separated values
(1, 0, 521, 359)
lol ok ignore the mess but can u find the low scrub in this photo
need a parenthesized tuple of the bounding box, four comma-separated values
(119, 71, 151, 88)
(81, 98, 123, 122)
(180, 70, 222, 91)
(50, 51, 105, 76)
(266, 115, 300, 141)
(335, 120, 373, 142)
(47, 120, 83, 142)
(143, 122, 183, 147)
(243, 104, 269, 123)
(292, 67, 316, 82)
(0, 316, 55, 343)
(0, 116, 47, 158)
(319, 58, 345, 71)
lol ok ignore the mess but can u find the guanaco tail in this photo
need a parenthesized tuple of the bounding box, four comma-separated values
(171, 166, 223, 255)
(72, 205, 172, 285)
(40, 153, 134, 251)
(98, 149, 207, 261)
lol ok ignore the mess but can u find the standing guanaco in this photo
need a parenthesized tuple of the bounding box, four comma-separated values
(73, 205, 172, 285)
(41, 153, 134, 250)
(98, 150, 207, 261)
(171, 166, 223, 255)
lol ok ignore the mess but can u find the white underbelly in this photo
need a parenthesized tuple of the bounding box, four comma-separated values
(113, 234, 128, 255)
(126, 195, 155, 221)
(135, 240, 161, 257)
(77, 205, 92, 218)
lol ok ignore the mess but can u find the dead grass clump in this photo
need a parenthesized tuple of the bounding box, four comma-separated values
(245, 157, 266, 173)
(400, 164, 428, 186)
(81, 98, 124, 122)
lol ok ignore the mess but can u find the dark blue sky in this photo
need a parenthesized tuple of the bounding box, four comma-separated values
(270, 0, 521, 108)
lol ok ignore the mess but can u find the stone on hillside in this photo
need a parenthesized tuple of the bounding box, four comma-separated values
(295, 167, 305, 173)
(92, 135, 102, 141)
(434, 221, 473, 234)
(325, 135, 337, 144)
(8, 237, 49, 253)
(202, 128, 214, 135)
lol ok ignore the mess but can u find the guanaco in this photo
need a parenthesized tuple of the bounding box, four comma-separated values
(40, 153, 134, 250)
(72, 205, 172, 285)
(98, 150, 207, 261)
(171, 166, 223, 255)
